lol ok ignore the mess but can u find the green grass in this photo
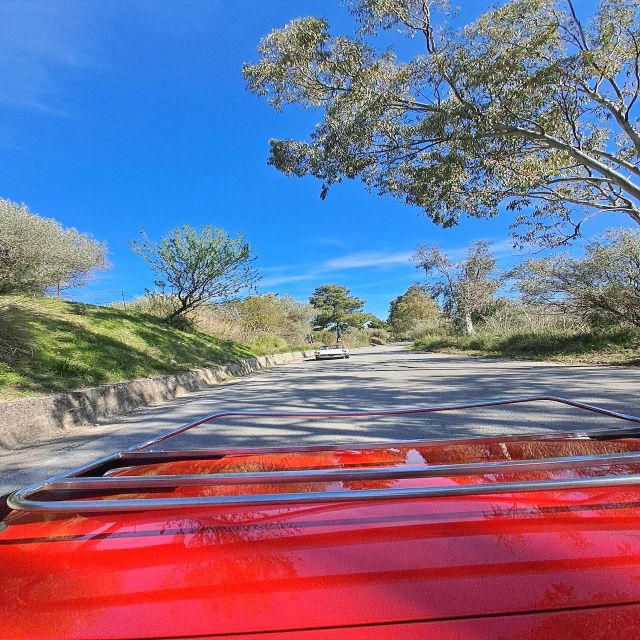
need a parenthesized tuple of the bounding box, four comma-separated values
(414, 328, 640, 366)
(0, 296, 259, 399)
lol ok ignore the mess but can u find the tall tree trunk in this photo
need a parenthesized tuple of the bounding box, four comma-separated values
(463, 311, 475, 335)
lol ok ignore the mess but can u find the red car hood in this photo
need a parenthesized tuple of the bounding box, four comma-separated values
(3, 436, 640, 639)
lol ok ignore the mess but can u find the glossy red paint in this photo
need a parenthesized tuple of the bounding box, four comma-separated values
(3, 435, 640, 639)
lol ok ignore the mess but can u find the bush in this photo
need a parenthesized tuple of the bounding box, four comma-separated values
(340, 327, 373, 347)
(369, 328, 389, 345)
(313, 329, 339, 345)
(247, 335, 289, 354)
(119, 292, 313, 351)
(118, 293, 179, 319)
(510, 228, 640, 329)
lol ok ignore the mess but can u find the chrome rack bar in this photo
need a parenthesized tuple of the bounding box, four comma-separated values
(9, 473, 640, 513)
(128, 395, 640, 452)
(7, 395, 640, 514)
(41, 450, 640, 491)
(117, 426, 636, 459)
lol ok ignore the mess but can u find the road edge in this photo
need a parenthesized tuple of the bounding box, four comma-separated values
(0, 351, 310, 452)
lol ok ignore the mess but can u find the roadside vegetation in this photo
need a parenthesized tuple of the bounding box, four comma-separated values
(0, 200, 384, 399)
(414, 328, 640, 366)
(0, 289, 382, 399)
(404, 230, 640, 365)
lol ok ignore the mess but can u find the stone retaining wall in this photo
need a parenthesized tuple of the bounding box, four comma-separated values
(0, 351, 308, 451)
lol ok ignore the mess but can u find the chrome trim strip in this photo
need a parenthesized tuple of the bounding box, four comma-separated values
(9, 474, 640, 513)
(128, 395, 640, 452)
(44, 451, 640, 490)
(118, 429, 628, 458)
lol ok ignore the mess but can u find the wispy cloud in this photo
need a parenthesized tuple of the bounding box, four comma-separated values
(260, 273, 316, 287)
(259, 239, 530, 293)
(259, 248, 416, 291)
(323, 250, 413, 269)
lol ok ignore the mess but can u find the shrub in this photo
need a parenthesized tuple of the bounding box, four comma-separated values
(510, 228, 640, 329)
(0, 198, 109, 295)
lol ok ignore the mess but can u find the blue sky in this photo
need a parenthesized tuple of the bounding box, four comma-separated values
(0, 0, 621, 318)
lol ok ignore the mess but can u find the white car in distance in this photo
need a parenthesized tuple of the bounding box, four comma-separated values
(314, 345, 350, 360)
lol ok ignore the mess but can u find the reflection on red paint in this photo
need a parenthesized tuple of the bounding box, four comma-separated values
(3, 436, 640, 638)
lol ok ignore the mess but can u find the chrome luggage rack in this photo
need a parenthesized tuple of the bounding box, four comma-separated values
(8, 395, 640, 514)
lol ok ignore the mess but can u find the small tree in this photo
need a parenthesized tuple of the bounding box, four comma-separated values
(0, 198, 109, 295)
(510, 228, 640, 328)
(309, 284, 371, 341)
(414, 241, 499, 335)
(130, 225, 260, 322)
(388, 284, 438, 338)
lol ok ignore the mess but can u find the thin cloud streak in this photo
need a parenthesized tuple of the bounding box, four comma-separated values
(261, 248, 415, 284)
(260, 273, 316, 286)
(324, 250, 413, 269)
(259, 239, 528, 294)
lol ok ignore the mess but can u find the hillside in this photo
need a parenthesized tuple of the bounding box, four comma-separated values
(0, 296, 257, 399)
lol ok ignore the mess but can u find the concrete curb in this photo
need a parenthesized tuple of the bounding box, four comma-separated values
(0, 351, 309, 452)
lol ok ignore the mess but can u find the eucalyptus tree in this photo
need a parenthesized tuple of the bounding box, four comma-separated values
(245, 0, 640, 246)
(414, 241, 499, 335)
(0, 198, 108, 295)
(130, 225, 260, 323)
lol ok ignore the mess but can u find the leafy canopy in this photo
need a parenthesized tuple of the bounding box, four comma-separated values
(130, 225, 260, 322)
(309, 284, 370, 338)
(0, 198, 109, 295)
(245, 0, 640, 246)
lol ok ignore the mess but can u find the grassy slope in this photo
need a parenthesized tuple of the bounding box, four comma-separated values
(414, 329, 640, 366)
(0, 296, 259, 399)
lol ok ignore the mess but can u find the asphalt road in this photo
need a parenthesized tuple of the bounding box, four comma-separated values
(1, 344, 639, 494)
